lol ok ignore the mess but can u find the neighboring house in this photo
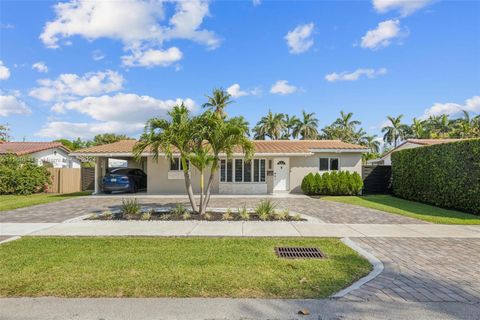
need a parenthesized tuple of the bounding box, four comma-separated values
(0, 142, 81, 168)
(71, 139, 368, 195)
(370, 139, 464, 165)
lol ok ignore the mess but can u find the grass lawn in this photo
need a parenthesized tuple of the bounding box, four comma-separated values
(0, 237, 371, 298)
(0, 192, 91, 211)
(322, 195, 480, 225)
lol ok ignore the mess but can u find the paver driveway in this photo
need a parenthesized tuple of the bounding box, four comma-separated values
(341, 238, 480, 303)
(0, 195, 424, 224)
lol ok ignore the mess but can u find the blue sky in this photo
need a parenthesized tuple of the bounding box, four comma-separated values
(1, 0, 479, 142)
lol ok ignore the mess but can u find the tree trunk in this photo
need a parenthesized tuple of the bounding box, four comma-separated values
(199, 169, 205, 215)
(202, 163, 217, 213)
(183, 171, 198, 213)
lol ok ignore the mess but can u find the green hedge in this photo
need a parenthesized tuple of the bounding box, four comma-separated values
(391, 139, 480, 214)
(301, 171, 363, 196)
(0, 154, 51, 195)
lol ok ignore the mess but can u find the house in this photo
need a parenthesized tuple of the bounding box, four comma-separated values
(0, 141, 82, 168)
(71, 139, 369, 195)
(370, 139, 464, 165)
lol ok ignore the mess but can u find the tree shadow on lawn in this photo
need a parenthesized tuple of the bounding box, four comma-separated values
(359, 195, 480, 223)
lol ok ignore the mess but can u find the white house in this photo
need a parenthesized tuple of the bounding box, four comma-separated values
(0, 141, 81, 168)
(370, 139, 464, 165)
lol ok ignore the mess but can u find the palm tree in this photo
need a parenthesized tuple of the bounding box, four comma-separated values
(410, 118, 429, 139)
(334, 111, 361, 132)
(294, 110, 318, 140)
(202, 88, 233, 119)
(254, 110, 285, 140)
(282, 114, 301, 139)
(134, 104, 199, 211)
(361, 135, 381, 154)
(382, 115, 408, 147)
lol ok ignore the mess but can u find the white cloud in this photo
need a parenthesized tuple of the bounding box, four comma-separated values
(360, 19, 406, 50)
(422, 96, 480, 118)
(39, 93, 196, 138)
(36, 121, 143, 139)
(0, 61, 10, 80)
(29, 70, 124, 101)
(51, 93, 195, 123)
(373, 0, 434, 16)
(32, 61, 48, 73)
(40, 0, 219, 67)
(0, 95, 31, 116)
(92, 50, 105, 61)
(122, 47, 182, 67)
(285, 23, 314, 54)
(270, 80, 299, 95)
(226, 83, 261, 98)
(325, 68, 387, 82)
(252, 0, 261, 6)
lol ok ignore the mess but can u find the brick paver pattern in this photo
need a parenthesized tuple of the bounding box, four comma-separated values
(0, 196, 424, 224)
(342, 238, 480, 303)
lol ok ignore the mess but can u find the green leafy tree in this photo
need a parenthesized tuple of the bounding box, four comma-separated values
(282, 114, 301, 139)
(253, 110, 285, 140)
(202, 88, 233, 119)
(0, 124, 10, 142)
(294, 110, 318, 140)
(92, 133, 130, 146)
(382, 115, 408, 147)
(0, 154, 51, 195)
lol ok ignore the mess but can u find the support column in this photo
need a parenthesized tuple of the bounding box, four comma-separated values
(94, 157, 101, 195)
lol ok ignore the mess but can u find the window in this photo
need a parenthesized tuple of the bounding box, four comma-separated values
(220, 159, 233, 182)
(170, 158, 188, 171)
(220, 159, 265, 183)
(319, 157, 340, 171)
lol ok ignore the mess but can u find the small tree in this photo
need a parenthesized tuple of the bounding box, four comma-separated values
(0, 154, 51, 195)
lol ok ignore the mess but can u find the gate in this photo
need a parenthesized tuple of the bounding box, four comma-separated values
(362, 165, 392, 194)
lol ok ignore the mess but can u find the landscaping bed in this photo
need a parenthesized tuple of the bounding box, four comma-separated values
(0, 237, 371, 298)
(87, 199, 306, 222)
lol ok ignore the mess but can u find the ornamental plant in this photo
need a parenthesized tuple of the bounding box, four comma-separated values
(0, 154, 51, 195)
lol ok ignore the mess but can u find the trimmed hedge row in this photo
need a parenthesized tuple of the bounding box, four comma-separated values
(391, 139, 480, 215)
(0, 154, 51, 195)
(301, 171, 363, 196)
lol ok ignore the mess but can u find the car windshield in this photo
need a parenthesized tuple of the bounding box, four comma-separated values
(109, 168, 132, 175)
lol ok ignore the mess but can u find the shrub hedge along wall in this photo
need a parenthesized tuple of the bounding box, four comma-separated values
(0, 154, 51, 195)
(391, 139, 480, 215)
(301, 171, 363, 196)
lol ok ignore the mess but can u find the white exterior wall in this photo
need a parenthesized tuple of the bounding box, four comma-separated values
(32, 148, 81, 168)
(289, 152, 363, 193)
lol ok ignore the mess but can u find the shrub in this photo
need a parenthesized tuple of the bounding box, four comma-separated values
(275, 209, 289, 221)
(238, 206, 250, 220)
(0, 154, 51, 195)
(392, 139, 480, 215)
(172, 203, 187, 216)
(222, 209, 234, 221)
(182, 211, 191, 220)
(255, 199, 276, 220)
(140, 212, 151, 221)
(300, 170, 363, 196)
(121, 198, 140, 215)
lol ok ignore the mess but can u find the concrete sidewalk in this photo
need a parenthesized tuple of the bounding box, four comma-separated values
(1, 221, 480, 238)
(1, 297, 478, 320)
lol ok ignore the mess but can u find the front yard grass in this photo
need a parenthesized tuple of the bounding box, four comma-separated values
(0, 237, 371, 298)
(322, 195, 480, 225)
(0, 192, 91, 211)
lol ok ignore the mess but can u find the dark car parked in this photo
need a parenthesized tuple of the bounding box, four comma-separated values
(102, 168, 147, 194)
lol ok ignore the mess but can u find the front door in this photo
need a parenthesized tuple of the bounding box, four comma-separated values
(273, 158, 289, 191)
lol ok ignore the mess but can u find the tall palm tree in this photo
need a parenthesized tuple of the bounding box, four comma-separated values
(254, 110, 285, 140)
(361, 135, 381, 154)
(382, 115, 408, 147)
(410, 118, 429, 139)
(334, 111, 361, 132)
(294, 110, 318, 140)
(202, 88, 233, 119)
(134, 104, 199, 211)
(283, 114, 301, 139)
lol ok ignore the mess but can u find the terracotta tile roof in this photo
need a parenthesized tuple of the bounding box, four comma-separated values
(0, 142, 70, 156)
(73, 139, 367, 155)
(406, 138, 465, 146)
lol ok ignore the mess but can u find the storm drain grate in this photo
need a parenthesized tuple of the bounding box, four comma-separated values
(275, 247, 325, 259)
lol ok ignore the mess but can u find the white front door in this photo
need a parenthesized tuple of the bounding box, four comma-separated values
(273, 158, 289, 191)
